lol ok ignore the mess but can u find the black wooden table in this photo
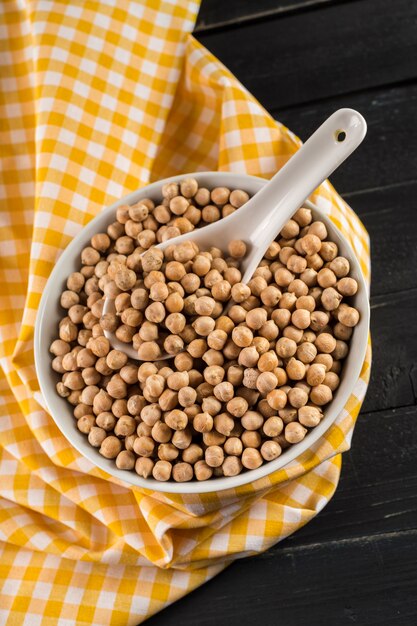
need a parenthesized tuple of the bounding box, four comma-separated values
(148, 1, 417, 623)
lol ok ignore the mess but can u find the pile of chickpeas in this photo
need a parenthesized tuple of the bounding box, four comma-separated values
(50, 178, 360, 482)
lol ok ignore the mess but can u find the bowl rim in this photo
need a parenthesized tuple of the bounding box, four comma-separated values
(34, 171, 370, 494)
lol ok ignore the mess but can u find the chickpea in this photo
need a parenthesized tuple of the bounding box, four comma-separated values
(88, 336, 110, 358)
(172, 428, 193, 450)
(296, 342, 317, 364)
(175, 386, 195, 408)
(177, 443, 202, 465)
(99, 435, 122, 459)
(337, 305, 360, 327)
(141, 248, 164, 273)
(149, 420, 171, 443)
(226, 396, 248, 418)
(241, 448, 262, 470)
(315, 332, 337, 354)
(298, 405, 323, 427)
(231, 325, 252, 348)
(213, 413, 234, 436)
(92, 389, 112, 414)
(263, 416, 284, 437)
(321, 287, 343, 311)
(95, 412, 116, 432)
(241, 430, 261, 448)
(106, 349, 128, 371)
(228, 240, 247, 259)
(134, 457, 154, 479)
(107, 221, 124, 240)
(67, 272, 85, 292)
(59, 319, 78, 342)
(191, 316, 215, 337)
(194, 460, 213, 481)
(228, 189, 248, 207)
(287, 387, 308, 409)
(300, 234, 321, 255)
(213, 381, 234, 402)
(114, 450, 134, 471)
(310, 384, 333, 406)
(240, 411, 263, 431)
(285, 358, 305, 381)
(50, 339, 71, 357)
(261, 440, 281, 461)
(255, 371, 277, 394)
(276, 337, 297, 359)
(88, 426, 107, 447)
(334, 322, 353, 341)
(202, 396, 222, 416)
(287, 254, 307, 274)
(266, 389, 286, 411)
(77, 414, 95, 434)
(279, 292, 297, 311)
(165, 409, 188, 431)
(306, 363, 326, 387)
(271, 308, 290, 330)
(107, 376, 127, 399)
(246, 308, 267, 330)
(155, 443, 178, 463)
(166, 370, 188, 391)
(260, 285, 281, 307)
(314, 353, 333, 372)
(137, 341, 161, 361)
(258, 351, 279, 373)
(337, 277, 358, 297)
(205, 445, 224, 468)
(210, 279, 231, 302)
(317, 268, 337, 289)
(153, 460, 172, 481)
(330, 256, 350, 278)
(171, 462, 193, 482)
(230, 282, 250, 304)
(291, 308, 310, 330)
(223, 437, 243, 456)
(285, 422, 307, 444)
(158, 389, 178, 412)
(323, 371, 340, 391)
(114, 415, 136, 437)
(132, 436, 154, 457)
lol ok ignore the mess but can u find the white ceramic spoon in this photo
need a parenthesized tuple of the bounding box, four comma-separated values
(103, 108, 366, 359)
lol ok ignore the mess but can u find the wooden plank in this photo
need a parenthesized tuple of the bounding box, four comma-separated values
(196, 0, 342, 31)
(346, 181, 417, 296)
(196, 0, 417, 109)
(147, 530, 417, 625)
(277, 84, 417, 194)
(364, 288, 417, 413)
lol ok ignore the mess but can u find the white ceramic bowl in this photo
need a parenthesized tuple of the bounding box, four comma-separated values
(34, 172, 370, 493)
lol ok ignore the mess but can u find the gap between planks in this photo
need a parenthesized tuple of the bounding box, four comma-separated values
(271, 76, 417, 119)
(195, 0, 361, 34)
(258, 527, 417, 558)
(370, 287, 417, 309)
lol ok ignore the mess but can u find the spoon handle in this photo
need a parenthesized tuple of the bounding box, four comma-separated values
(239, 108, 367, 281)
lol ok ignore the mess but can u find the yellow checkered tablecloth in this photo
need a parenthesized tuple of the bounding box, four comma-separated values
(0, 1, 371, 624)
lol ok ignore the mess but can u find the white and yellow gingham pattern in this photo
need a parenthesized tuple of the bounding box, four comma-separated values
(0, 1, 371, 624)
